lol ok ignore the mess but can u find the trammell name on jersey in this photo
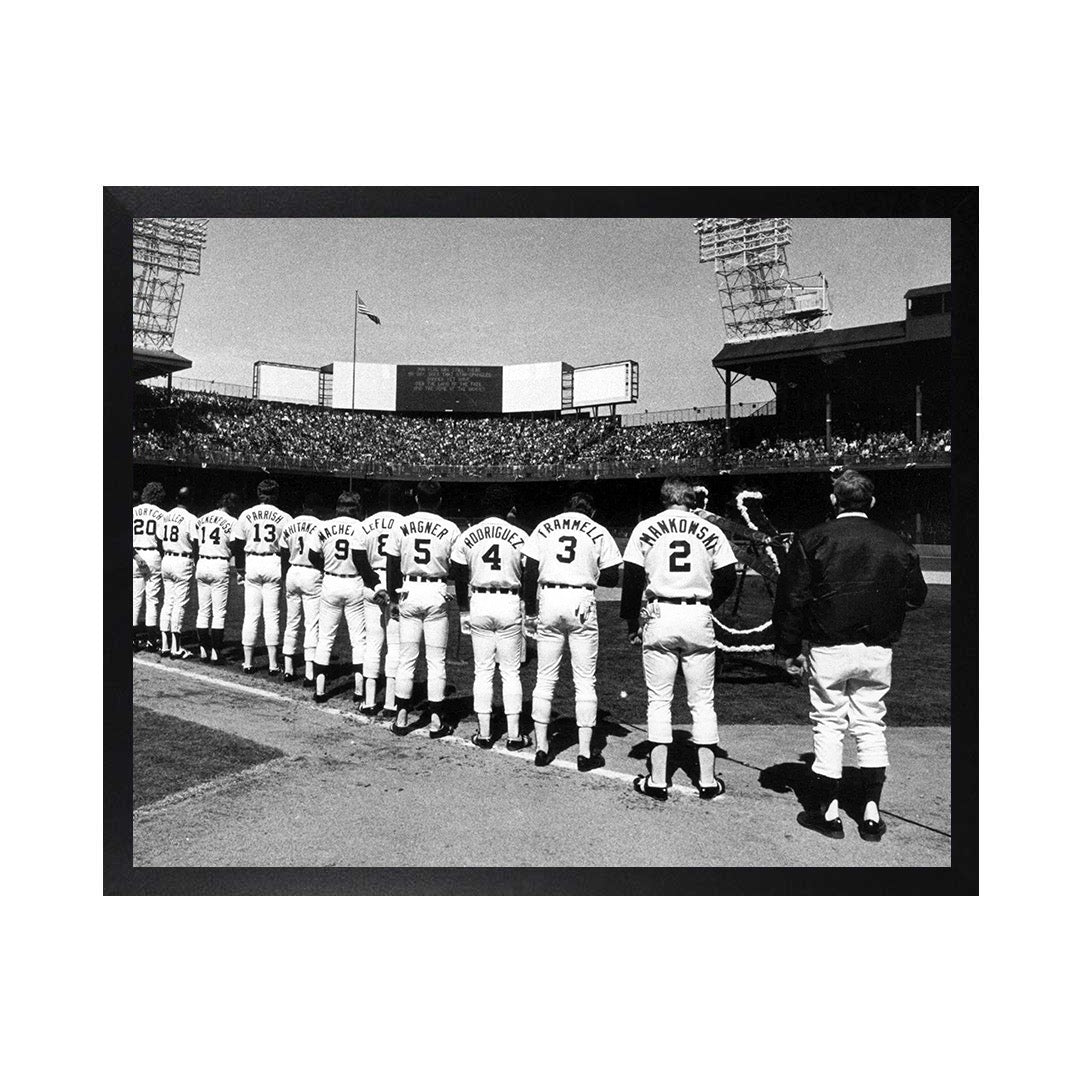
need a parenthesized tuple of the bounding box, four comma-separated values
(622, 507, 737, 600)
(195, 510, 237, 558)
(524, 511, 622, 586)
(280, 514, 322, 567)
(451, 518, 528, 589)
(315, 517, 362, 575)
(133, 503, 167, 550)
(233, 504, 294, 555)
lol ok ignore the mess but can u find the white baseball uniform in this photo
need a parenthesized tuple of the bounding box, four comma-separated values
(160, 505, 199, 636)
(233, 502, 293, 648)
(623, 505, 737, 745)
(451, 516, 528, 718)
(132, 502, 166, 629)
(387, 511, 461, 704)
(313, 516, 366, 667)
(195, 509, 237, 631)
(357, 510, 403, 680)
(524, 511, 622, 727)
(280, 514, 323, 662)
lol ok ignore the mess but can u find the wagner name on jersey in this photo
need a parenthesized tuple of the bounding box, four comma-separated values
(358, 511, 404, 579)
(524, 511, 622, 586)
(387, 512, 461, 579)
(451, 517, 528, 589)
(233, 504, 293, 555)
(315, 517, 362, 575)
(195, 510, 237, 559)
(622, 507, 737, 599)
(280, 514, 322, 567)
(162, 507, 198, 554)
(133, 503, 167, 550)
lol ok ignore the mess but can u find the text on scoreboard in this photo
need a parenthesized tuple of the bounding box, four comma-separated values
(395, 364, 503, 413)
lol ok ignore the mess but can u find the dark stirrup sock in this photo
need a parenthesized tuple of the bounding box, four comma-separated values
(861, 767, 887, 814)
(210, 629, 225, 655)
(196, 627, 212, 653)
(814, 772, 841, 813)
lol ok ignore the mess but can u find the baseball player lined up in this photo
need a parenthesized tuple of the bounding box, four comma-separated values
(230, 479, 294, 675)
(450, 490, 529, 751)
(194, 493, 239, 664)
(356, 505, 404, 715)
(307, 492, 373, 704)
(620, 478, 738, 800)
(522, 493, 622, 771)
(132, 482, 167, 652)
(386, 481, 461, 739)
(278, 493, 323, 685)
(160, 487, 200, 659)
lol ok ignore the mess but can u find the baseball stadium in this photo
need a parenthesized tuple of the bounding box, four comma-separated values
(128, 217, 953, 870)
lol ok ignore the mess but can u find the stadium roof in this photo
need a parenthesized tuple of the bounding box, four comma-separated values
(904, 283, 950, 299)
(133, 347, 193, 382)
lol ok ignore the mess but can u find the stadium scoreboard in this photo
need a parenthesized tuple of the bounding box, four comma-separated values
(396, 364, 503, 413)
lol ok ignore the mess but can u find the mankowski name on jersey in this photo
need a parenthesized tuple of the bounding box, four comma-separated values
(133, 503, 166, 549)
(633, 512, 726, 553)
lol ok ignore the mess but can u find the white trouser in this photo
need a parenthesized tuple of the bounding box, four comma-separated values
(396, 581, 449, 703)
(469, 591, 524, 715)
(315, 574, 366, 666)
(284, 565, 323, 660)
(808, 643, 892, 779)
(133, 549, 163, 627)
(242, 554, 283, 647)
(640, 601, 718, 746)
(196, 558, 231, 629)
(160, 554, 195, 634)
(363, 586, 400, 679)
(533, 586, 599, 727)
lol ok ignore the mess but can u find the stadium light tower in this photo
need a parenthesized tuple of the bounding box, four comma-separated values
(132, 218, 209, 351)
(694, 218, 830, 342)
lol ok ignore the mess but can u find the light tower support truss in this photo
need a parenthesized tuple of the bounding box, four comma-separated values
(694, 218, 830, 342)
(132, 218, 209, 351)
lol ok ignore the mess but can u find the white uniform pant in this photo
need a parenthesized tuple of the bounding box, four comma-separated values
(363, 594, 400, 679)
(534, 587, 599, 727)
(640, 602, 718, 746)
(195, 558, 231, 629)
(315, 574, 365, 666)
(160, 554, 195, 635)
(284, 565, 323, 660)
(396, 582, 449, 703)
(469, 592, 524, 715)
(242, 554, 283, 648)
(133, 549, 163, 627)
(808, 643, 892, 779)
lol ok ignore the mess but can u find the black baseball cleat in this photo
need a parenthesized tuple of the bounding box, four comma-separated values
(534, 749, 553, 767)
(632, 775, 668, 802)
(577, 753, 604, 773)
(697, 777, 726, 800)
(428, 722, 453, 740)
(171, 650, 195, 660)
(267, 668, 282, 678)
(357, 704, 380, 717)
(313, 693, 329, 704)
(858, 817, 887, 842)
(303, 678, 315, 688)
(242, 666, 254, 675)
(471, 732, 495, 749)
(390, 720, 410, 736)
(796, 811, 845, 839)
(210, 656, 226, 666)
(283, 672, 296, 682)
(506, 736, 531, 752)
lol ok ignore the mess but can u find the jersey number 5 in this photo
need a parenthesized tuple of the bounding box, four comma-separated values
(414, 537, 432, 565)
(555, 535, 577, 563)
(668, 539, 691, 573)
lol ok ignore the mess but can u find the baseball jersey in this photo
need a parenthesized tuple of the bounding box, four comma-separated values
(315, 516, 362, 576)
(132, 502, 167, 551)
(279, 514, 323, 568)
(162, 506, 198, 556)
(358, 511, 405, 576)
(195, 510, 237, 558)
(524, 511, 622, 587)
(623, 506, 737, 600)
(386, 512, 461, 579)
(451, 516, 528, 589)
(233, 502, 293, 556)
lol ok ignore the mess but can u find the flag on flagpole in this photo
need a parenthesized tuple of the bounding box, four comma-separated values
(355, 292, 381, 325)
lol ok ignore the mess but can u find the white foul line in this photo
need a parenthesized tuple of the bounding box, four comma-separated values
(133, 657, 706, 799)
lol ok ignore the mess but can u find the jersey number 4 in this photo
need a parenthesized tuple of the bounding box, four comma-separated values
(480, 543, 502, 571)
(668, 540, 691, 573)
(555, 535, 577, 563)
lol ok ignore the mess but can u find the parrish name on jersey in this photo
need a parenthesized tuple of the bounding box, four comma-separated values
(633, 513, 727, 553)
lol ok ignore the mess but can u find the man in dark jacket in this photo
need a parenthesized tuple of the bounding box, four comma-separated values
(772, 469, 928, 841)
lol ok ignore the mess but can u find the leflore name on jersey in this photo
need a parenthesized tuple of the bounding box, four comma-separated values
(358, 512, 404, 576)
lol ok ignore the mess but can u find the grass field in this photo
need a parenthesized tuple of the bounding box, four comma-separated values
(134, 704, 283, 807)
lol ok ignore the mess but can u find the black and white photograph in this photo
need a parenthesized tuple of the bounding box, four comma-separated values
(104, 189, 976, 892)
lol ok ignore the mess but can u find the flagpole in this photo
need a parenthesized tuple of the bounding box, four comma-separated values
(350, 291, 358, 492)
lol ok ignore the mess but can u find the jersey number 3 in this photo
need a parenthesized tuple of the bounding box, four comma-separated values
(555, 535, 577, 563)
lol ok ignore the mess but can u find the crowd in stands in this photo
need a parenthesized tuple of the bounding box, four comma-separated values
(133, 387, 951, 478)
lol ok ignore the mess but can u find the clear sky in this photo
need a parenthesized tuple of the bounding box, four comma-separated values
(173, 218, 950, 413)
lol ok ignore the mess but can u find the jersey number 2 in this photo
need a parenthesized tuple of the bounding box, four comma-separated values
(668, 540, 691, 573)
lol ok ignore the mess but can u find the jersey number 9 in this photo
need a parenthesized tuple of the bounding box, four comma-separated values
(335, 538, 350, 561)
